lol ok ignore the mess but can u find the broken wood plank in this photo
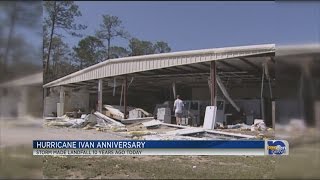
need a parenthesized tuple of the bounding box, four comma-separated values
(142, 120, 162, 127)
(160, 122, 255, 139)
(205, 129, 255, 139)
(166, 128, 205, 136)
(94, 112, 125, 127)
(143, 134, 207, 140)
(121, 117, 154, 124)
(160, 122, 189, 129)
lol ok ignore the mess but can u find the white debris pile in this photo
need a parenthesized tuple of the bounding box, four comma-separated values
(142, 120, 162, 128)
(103, 105, 152, 120)
(45, 115, 74, 127)
(45, 111, 125, 130)
(227, 123, 252, 131)
(250, 119, 267, 132)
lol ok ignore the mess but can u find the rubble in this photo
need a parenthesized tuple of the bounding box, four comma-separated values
(103, 105, 152, 120)
(120, 117, 154, 124)
(227, 123, 251, 130)
(94, 111, 125, 127)
(44, 107, 260, 140)
(46, 121, 74, 127)
(142, 120, 162, 128)
(165, 128, 205, 136)
(104, 105, 125, 120)
(45, 111, 125, 129)
(251, 120, 267, 132)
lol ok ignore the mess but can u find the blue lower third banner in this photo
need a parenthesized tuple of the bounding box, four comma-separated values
(32, 140, 289, 156)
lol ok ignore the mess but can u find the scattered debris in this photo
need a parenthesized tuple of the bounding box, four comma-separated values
(157, 107, 171, 123)
(251, 119, 267, 132)
(44, 106, 261, 140)
(104, 105, 124, 120)
(143, 134, 208, 140)
(227, 123, 251, 131)
(94, 111, 125, 127)
(129, 108, 152, 119)
(142, 120, 162, 128)
(47, 121, 74, 127)
(103, 105, 152, 120)
(128, 130, 157, 137)
(120, 117, 154, 124)
(165, 128, 205, 136)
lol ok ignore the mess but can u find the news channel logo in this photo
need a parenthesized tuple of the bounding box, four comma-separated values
(266, 140, 289, 155)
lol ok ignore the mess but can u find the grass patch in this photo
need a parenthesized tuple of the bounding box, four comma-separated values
(44, 155, 275, 179)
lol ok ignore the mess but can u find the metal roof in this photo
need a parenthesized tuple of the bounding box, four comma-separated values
(43, 44, 275, 88)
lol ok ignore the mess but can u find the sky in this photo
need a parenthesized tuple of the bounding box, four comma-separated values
(58, 1, 320, 52)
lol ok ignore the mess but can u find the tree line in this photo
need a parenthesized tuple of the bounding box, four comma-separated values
(43, 1, 172, 83)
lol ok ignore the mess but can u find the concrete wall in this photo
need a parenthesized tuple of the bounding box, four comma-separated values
(64, 88, 90, 113)
(44, 91, 59, 116)
(44, 87, 90, 116)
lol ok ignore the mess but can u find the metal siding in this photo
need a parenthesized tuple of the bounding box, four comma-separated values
(43, 44, 276, 87)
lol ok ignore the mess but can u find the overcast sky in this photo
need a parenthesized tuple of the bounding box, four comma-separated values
(56, 1, 320, 52)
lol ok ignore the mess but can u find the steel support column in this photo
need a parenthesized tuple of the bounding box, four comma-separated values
(98, 79, 103, 112)
(172, 82, 176, 99)
(124, 75, 128, 119)
(43, 88, 47, 117)
(59, 86, 65, 116)
(210, 61, 216, 106)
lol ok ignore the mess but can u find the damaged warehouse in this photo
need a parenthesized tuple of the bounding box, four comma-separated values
(43, 44, 277, 139)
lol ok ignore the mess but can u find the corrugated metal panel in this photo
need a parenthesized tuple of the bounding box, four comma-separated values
(43, 44, 275, 88)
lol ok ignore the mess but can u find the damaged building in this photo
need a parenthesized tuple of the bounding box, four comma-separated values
(42, 43, 320, 139)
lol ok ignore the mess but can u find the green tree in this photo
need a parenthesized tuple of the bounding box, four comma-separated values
(154, 41, 171, 53)
(73, 36, 106, 69)
(96, 14, 129, 59)
(50, 37, 70, 78)
(128, 38, 155, 56)
(109, 46, 129, 59)
(128, 38, 172, 56)
(43, 1, 86, 75)
(44, 36, 76, 82)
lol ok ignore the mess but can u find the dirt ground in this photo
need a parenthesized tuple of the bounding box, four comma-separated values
(1, 118, 319, 179)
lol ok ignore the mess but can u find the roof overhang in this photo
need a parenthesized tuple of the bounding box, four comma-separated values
(43, 44, 275, 88)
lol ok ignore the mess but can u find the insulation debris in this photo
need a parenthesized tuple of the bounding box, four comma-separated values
(165, 128, 205, 136)
(103, 105, 152, 120)
(45, 111, 125, 129)
(251, 120, 267, 132)
(142, 120, 162, 128)
(143, 134, 209, 140)
(120, 117, 154, 124)
(128, 131, 157, 136)
(227, 123, 251, 131)
(46, 121, 74, 127)
(94, 111, 125, 127)
(44, 110, 258, 140)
